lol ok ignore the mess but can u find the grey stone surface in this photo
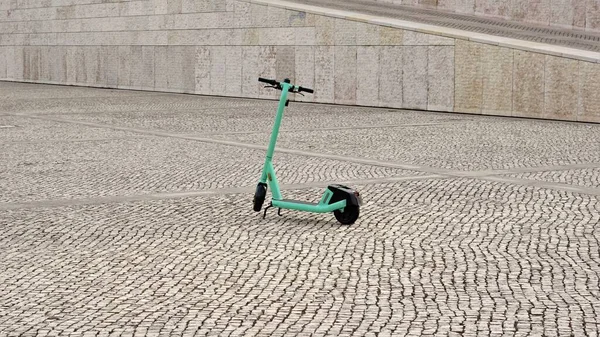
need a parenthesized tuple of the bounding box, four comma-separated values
(1, 82, 600, 336)
(2, 0, 600, 124)
(505, 168, 600, 188)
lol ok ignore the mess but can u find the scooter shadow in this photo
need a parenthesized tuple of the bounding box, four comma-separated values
(256, 210, 354, 228)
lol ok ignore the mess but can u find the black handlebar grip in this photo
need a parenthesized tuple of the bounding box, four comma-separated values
(299, 86, 314, 94)
(258, 77, 278, 86)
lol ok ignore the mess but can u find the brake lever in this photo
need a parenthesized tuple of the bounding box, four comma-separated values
(288, 88, 304, 96)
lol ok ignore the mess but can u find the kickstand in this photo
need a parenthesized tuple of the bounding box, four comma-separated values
(263, 202, 273, 219)
(277, 208, 282, 216)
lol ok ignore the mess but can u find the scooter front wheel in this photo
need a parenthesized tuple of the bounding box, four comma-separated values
(253, 183, 267, 212)
(334, 206, 359, 225)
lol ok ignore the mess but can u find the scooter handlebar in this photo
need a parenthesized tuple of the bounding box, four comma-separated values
(257, 77, 313, 94)
(298, 86, 314, 94)
(258, 77, 278, 86)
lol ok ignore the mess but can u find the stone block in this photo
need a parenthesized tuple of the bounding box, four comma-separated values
(579, 61, 600, 122)
(314, 46, 335, 103)
(429, 34, 455, 46)
(315, 15, 335, 45)
(104, 46, 118, 87)
(165, 12, 235, 30)
(475, 0, 511, 17)
(258, 46, 277, 99)
(0, 47, 6, 79)
(428, 46, 454, 112)
(195, 46, 211, 95)
(66, 47, 77, 85)
(512, 0, 550, 24)
(120, 1, 154, 16)
(96, 46, 108, 87)
(572, 0, 587, 29)
(587, 0, 600, 31)
(55, 47, 68, 84)
(241, 46, 259, 98)
(35, 47, 45, 81)
(356, 46, 379, 106)
(83, 46, 100, 86)
(482, 45, 513, 115)
(403, 30, 427, 45)
(168, 46, 186, 91)
(288, 10, 308, 27)
(378, 26, 403, 46)
(196, 0, 227, 12)
(117, 45, 130, 88)
(295, 46, 315, 102)
(295, 27, 316, 46)
(168, 29, 240, 46)
(179, 46, 196, 93)
(549, 0, 574, 28)
(403, 46, 428, 110)
(356, 22, 380, 46)
(258, 27, 295, 45)
(544, 55, 578, 120)
(250, 4, 269, 27)
(378, 46, 402, 108)
(454, 40, 482, 113)
(334, 46, 357, 105)
(243, 28, 259, 45)
(5, 46, 15, 80)
(21, 47, 31, 80)
(168, 0, 182, 14)
(226, 0, 236, 11)
(276, 46, 295, 83)
(181, 0, 194, 13)
(437, 0, 457, 10)
(154, 46, 168, 91)
(154, 0, 168, 15)
(234, 1, 252, 28)
(129, 46, 144, 90)
(141, 46, 155, 89)
(335, 18, 356, 46)
(75, 3, 120, 19)
(226, 46, 242, 96)
(454, 0, 476, 13)
(73, 47, 86, 84)
(267, 5, 288, 27)
(513, 50, 545, 118)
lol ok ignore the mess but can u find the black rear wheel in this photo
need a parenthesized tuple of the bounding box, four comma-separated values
(253, 183, 267, 212)
(334, 206, 359, 225)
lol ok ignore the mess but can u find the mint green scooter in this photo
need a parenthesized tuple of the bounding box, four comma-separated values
(252, 77, 362, 225)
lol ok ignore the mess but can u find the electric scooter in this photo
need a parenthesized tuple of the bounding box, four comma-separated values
(252, 77, 362, 225)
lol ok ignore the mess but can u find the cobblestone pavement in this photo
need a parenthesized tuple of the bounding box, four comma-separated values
(1, 82, 600, 336)
(287, 0, 600, 52)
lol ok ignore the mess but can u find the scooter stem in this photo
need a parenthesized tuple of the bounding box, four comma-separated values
(266, 82, 292, 161)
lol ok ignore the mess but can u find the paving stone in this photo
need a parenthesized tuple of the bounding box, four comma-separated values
(1, 82, 599, 336)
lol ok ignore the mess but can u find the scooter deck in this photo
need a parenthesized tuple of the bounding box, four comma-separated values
(271, 198, 346, 213)
(279, 199, 318, 206)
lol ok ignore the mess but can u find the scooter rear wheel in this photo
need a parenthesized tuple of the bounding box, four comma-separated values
(334, 206, 359, 225)
(253, 183, 267, 212)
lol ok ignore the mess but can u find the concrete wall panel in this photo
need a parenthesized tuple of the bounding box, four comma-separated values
(513, 51, 545, 119)
(481, 45, 513, 116)
(455, 40, 483, 113)
(428, 46, 454, 112)
(0, 0, 597, 123)
(544, 55, 578, 120)
(403, 46, 428, 110)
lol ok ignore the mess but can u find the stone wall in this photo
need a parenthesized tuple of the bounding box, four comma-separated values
(379, 0, 600, 33)
(0, 0, 599, 123)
